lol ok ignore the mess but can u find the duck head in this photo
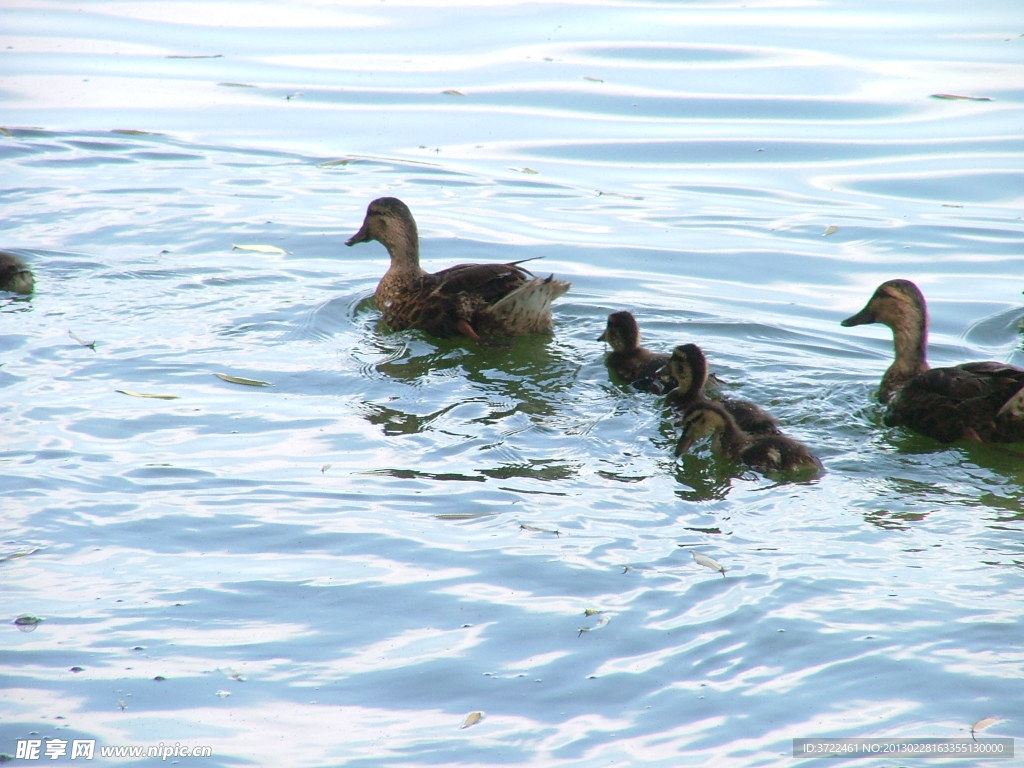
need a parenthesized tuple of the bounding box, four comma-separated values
(841, 279, 927, 332)
(675, 401, 730, 457)
(598, 311, 641, 352)
(346, 197, 420, 266)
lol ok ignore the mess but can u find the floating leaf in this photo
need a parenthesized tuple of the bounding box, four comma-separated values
(217, 82, 257, 88)
(231, 243, 287, 255)
(0, 546, 41, 562)
(442, 89, 465, 96)
(517, 167, 539, 175)
(460, 711, 484, 729)
(214, 372, 271, 387)
(583, 76, 604, 83)
(318, 158, 354, 167)
(166, 54, 223, 59)
(320, 464, 332, 474)
(116, 390, 180, 400)
(931, 93, 992, 101)
(691, 551, 726, 576)
(823, 225, 839, 236)
(222, 667, 246, 682)
(14, 615, 42, 628)
(436, 512, 492, 520)
(0, 127, 14, 137)
(971, 716, 1001, 740)
(583, 609, 603, 617)
(69, 330, 97, 350)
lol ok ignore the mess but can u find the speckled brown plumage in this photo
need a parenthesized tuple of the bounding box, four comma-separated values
(664, 343, 779, 436)
(346, 197, 570, 340)
(598, 311, 674, 394)
(842, 278, 1024, 444)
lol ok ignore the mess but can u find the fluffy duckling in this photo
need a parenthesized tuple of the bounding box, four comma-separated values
(663, 343, 780, 436)
(676, 400, 823, 475)
(0, 251, 34, 294)
(346, 197, 570, 340)
(842, 278, 1024, 443)
(598, 311, 674, 394)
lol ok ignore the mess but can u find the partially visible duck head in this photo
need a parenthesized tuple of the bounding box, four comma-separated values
(0, 251, 34, 295)
(598, 311, 641, 352)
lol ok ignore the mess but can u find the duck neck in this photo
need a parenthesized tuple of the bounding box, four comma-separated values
(382, 224, 424, 277)
(713, 416, 748, 460)
(882, 309, 929, 401)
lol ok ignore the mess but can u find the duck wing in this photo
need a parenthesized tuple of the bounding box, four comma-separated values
(886, 362, 1024, 442)
(427, 261, 533, 304)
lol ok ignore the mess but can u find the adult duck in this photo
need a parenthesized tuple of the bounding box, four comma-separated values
(598, 311, 674, 394)
(663, 343, 779, 435)
(841, 278, 1024, 443)
(346, 197, 570, 341)
(0, 251, 34, 294)
(676, 401, 823, 476)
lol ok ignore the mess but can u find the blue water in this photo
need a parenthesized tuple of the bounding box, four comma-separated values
(2, 1, 1023, 766)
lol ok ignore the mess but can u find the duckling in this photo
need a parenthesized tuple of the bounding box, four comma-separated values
(676, 400, 823, 475)
(598, 311, 675, 394)
(346, 197, 570, 341)
(663, 343, 780, 435)
(0, 251, 34, 294)
(842, 278, 1024, 443)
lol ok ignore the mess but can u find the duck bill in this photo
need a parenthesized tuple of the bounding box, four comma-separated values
(345, 223, 371, 247)
(675, 434, 696, 457)
(841, 305, 875, 327)
(597, 329, 608, 342)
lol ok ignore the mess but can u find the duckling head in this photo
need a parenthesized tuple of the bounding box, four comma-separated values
(598, 311, 640, 352)
(841, 278, 927, 333)
(668, 343, 709, 394)
(675, 401, 730, 457)
(346, 197, 420, 264)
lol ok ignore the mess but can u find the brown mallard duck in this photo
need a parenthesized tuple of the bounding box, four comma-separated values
(841, 278, 1024, 443)
(663, 343, 780, 436)
(597, 311, 675, 394)
(0, 251, 34, 294)
(676, 400, 823, 475)
(346, 197, 570, 341)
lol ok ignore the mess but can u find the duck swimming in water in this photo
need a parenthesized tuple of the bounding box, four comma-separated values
(346, 197, 570, 341)
(598, 311, 675, 394)
(0, 251, 34, 294)
(676, 400, 823, 475)
(841, 278, 1024, 444)
(663, 343, 779, 436)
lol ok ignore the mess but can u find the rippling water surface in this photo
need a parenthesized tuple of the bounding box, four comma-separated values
(3, 1, 1023, 766)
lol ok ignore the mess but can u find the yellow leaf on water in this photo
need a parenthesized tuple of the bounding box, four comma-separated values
(971, 716, 1001, 739)
(691, 551, 726, 576)
(931, 93, 992, 101)
(518, 167, 539, 175)
(319, 158, 354, 167)
(442, 89, 465, 96)
(823, 225, 839, 236)
(460, 711, 484, 729)
(214, 373, 271, 387)
(231, 244, 287, 255)
(116, 390, 180, 400)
